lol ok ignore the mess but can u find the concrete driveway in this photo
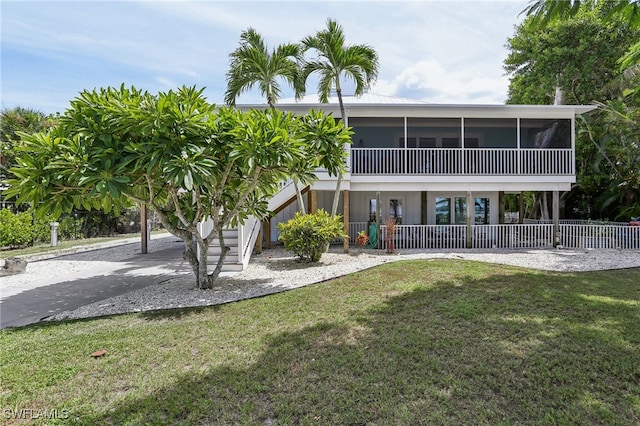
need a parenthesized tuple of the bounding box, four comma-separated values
(0, 236, 193, 329)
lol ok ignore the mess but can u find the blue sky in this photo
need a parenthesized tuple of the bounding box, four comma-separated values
(1, 0, 528, 115)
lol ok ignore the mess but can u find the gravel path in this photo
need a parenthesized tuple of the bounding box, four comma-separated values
(45, 245, 640, 323)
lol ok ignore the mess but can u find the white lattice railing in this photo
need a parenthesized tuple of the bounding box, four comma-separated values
(374, 225, 468, 250)
(559, 224, 640, 249)
(348, 223, 640, 250)
(351, 148, 574, 176)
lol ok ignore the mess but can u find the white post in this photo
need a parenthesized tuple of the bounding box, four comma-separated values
(50, 222, 60, 247)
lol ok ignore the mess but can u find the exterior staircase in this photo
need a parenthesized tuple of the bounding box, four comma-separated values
(197, 180, 300, 273)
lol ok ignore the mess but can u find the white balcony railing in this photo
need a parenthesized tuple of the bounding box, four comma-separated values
(351, 148, 574, 176)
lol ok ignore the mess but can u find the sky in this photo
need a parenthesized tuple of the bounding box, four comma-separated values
(1, 0, 529, 115)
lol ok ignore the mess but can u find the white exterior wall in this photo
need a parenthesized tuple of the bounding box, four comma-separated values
(349, 191, 422, 224)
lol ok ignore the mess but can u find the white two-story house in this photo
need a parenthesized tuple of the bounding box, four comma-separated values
(201, 94, 638, 273)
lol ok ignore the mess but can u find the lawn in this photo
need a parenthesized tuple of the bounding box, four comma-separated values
(1, 259, 639, 425)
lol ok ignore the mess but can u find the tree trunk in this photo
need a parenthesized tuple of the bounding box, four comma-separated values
(540, 192, 550, 221)
(146, 203, 214, 290)
(330, 173, 343, 217)
(210, 226, 230, 285)
(331, 86, 347, 218)
(293, 179, 306, 214)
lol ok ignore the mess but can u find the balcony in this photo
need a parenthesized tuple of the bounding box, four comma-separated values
(350, 148, 575, 176)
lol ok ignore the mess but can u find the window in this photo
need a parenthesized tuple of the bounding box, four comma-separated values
(402, 137, 437, 148)
(369, 199, 377, 222)
(435, 197, 450, 224)
(454, 197, 467, 224)
(389, 199, 403, 224)
(474, 198, 490, 225)
(435, 196, 491, 224)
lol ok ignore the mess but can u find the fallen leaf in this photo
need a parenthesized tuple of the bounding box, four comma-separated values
(91, 349, 107, 358)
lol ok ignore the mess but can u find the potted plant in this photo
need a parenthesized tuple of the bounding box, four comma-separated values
(355, 230, 369, 250)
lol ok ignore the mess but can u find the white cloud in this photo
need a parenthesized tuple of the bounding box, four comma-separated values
(373, 59, 510, 104)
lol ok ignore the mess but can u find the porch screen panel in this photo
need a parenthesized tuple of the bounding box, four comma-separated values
(520, 119, 571, 149)
(349, 117, 404, 148)
(406, 118, 461, 174)
(350, 117, 404, 175)
(464, 118, 517, 148)
(464, 118, 517, 174)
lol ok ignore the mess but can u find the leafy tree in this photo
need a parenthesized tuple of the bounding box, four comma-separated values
(300, 18, 379, 217)
(580, 100, 640, 219)
(225, 27, 315, 212)
(225, 28, 302, 109)
(0, 108, 56, 203)
(7, 85, 351, 289)
(522, 0, 640, 95)
(504, 4, 640, 219)
(505, 6, 638, 104)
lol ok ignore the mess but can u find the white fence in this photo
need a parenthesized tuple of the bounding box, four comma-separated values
(350, 223, 640, 250)
(351, 148, 574, 176)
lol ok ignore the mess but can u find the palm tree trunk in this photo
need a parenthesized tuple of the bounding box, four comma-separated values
(330, 87, 347, 217)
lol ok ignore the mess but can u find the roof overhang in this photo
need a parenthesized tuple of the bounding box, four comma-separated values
(238, 102, 598, 119)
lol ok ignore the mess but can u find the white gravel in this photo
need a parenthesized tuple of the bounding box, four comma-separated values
(45, 245, 640, 323)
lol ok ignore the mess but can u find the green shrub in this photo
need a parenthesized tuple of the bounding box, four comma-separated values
(0, 209, 36, 247)
(277, 209, 347, 262)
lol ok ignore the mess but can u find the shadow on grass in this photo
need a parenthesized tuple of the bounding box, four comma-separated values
(72, 262, 640, 425)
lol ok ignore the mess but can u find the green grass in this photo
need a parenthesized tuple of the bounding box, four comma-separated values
(1, 259, 639, 425)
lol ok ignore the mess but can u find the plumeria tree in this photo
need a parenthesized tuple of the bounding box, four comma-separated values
(7, 85, 351, 289)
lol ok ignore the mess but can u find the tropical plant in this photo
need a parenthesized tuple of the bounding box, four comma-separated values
(0, 107, 57, 207)
(225, 27, 302, 109)
(277, 209, 347, 262)
(522, 0, 640, 95)
(579, 100, 640, 219)
(505, 4, 640, 219)
(225, 27, 314, 212)
(300, 18, 379, 217)
(7, 85, 350, 289)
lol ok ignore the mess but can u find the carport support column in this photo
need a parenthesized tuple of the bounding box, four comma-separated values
(466, 191, 473, 248)
(263, 219, 271, 249)
(553, 190, 560, 247)
(343, 190, 349, 253)
(141, 203, 148, 254)
(309, 190, 318, 214)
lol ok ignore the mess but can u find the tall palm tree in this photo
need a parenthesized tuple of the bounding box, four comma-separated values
(300, 18, 379, 216)
(225, 28, 302, 108)
(225, 27, 313, 212)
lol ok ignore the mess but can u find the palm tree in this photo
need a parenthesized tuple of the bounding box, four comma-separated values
(300, 18, 379, 216)
(224, 28, 302, 108)
(225, 27, 313, 212)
